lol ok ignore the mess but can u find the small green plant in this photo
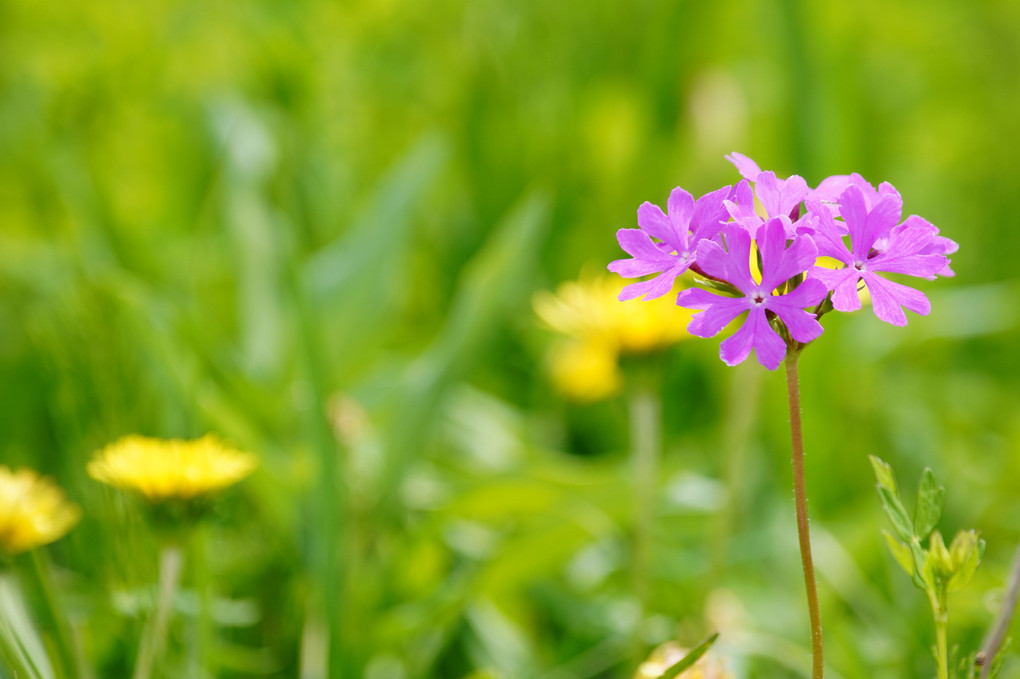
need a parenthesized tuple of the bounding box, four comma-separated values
(869, 456, 989, 679)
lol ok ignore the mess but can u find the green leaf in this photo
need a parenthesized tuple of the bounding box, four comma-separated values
(914, 468, 945, 540)
(878, 486, 915, 542)
(657, 633, 719, 679)
(881, 530, 915, 577)
(869, 455, 899, 494)
(0, 574, 51, 679)
(947, 530, 982, 591)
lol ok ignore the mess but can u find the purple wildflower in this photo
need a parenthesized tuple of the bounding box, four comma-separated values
(677, 219, 828, 370)
(806, 185, 949, 326)
(608, 185, 731, 301)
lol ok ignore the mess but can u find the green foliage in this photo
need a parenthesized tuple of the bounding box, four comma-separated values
(915, 468, 946, 541)
(869, 455, 977, 596)
(870, 456, 988, 679)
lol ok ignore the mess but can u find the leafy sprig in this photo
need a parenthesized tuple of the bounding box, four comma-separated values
(870, 456, 989, 679)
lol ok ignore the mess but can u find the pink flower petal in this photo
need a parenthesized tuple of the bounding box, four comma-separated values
(616, 228, 675, 262)
(838, 185, 871, 259)
(691, 185, 732, 242)
(696, 227, 756, 294)
(829, 269, 864, 313)
(678, 291, 748, 338)
(725, 152, 762, 181)
(861, 192, 903, 252)
(754, 171, 782, 217)
(666, 187, 695, 242)
(618, 268, 683, 301)
(636, 202, 676, 244)
(810, 175, 851, 204)
(607, 257, 669, 278)
(869, 253, 947, 278)
(719, 307, 787, 370)
(804, 201, 852, 259)
(808, 265, 854, 292)
(776, 278, 828, 310)
(775, 306, 824, 344)
(862, 273, 931, 326)
(758, 220, 819, 292)
(779, 175, 810, 216)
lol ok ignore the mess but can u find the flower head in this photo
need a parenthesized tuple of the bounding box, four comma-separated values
(677, 219, 828, 370)
(535, 275, 693, 355)
(610, 155, 957, 369)
(89, 435, 258, 503)
(806, 184, 950, 326)
(0, 467, 80, 555)
(609, 185, 732, 301)
(535, 275, 693, 400)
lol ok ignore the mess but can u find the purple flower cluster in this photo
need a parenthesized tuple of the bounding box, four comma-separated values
(608, 153, 958, 370)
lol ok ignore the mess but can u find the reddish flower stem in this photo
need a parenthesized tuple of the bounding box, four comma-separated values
(784, 348, 824, 679)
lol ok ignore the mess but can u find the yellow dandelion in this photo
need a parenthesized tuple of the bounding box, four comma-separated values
(535, 275, 694, 401)
(88, 435, 257, 502)
(633, 641, 731, 679)
(0, 467, 80, 555)
(535, 276, 692, 356)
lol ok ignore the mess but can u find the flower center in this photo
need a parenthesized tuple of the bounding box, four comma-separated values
(751, 292, 766, 305)
(853, 260, 865, 271)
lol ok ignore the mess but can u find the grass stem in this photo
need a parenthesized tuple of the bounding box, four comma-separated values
(977, 543, 1020, 677)
(28, 549, 84, 679)
(0, 571, 39, 679)
(628, 381, 661, 612)
(133, 544, 183, 679)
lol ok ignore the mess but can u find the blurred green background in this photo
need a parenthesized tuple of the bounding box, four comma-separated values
(3, 0, 1020, 677)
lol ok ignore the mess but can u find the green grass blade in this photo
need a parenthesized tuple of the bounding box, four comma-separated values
(657, 633, 719, 679)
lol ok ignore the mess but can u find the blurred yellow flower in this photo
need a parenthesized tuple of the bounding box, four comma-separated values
(535, 275, 693, 402)
(88, 435, 257, 502)
(535, 276, 692, 355)
(0, 467, 80, 555)
(633, 641, 731, 679)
